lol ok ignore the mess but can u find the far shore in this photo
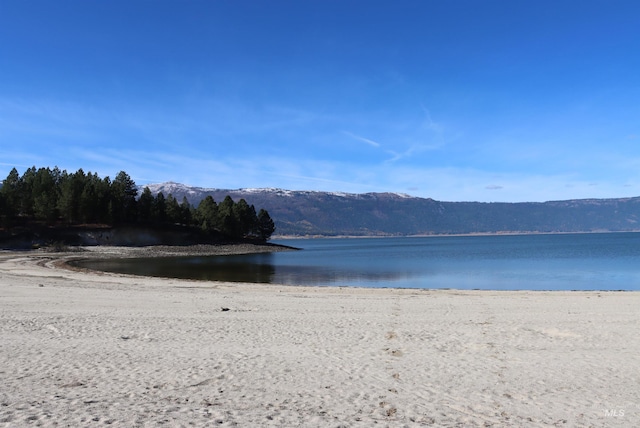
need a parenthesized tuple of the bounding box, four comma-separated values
(272, 229, 640, 240)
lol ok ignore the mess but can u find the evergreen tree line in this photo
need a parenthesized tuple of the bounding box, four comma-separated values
(0, 167, 275, 242)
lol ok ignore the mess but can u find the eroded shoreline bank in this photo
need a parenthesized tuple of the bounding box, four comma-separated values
(65, 242, 297, 258)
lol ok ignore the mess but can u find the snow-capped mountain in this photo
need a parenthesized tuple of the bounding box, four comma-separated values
(142, 182, 412, 203)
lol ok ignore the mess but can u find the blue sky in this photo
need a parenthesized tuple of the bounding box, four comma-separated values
(1, 1, 639, 202)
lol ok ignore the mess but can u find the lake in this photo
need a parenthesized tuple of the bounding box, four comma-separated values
(73, 232, 640, 290)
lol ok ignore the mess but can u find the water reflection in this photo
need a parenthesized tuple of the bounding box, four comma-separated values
(74, 254, 276, 283)
(72, 253, 415, 286)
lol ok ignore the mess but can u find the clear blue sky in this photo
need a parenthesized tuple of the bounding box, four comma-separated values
(1, 1, 639, 202)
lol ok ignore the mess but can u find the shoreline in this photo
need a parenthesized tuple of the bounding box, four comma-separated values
(65, 242, 299, 258)
(1, 248, 639, 426)
(273, 229, 640, 240)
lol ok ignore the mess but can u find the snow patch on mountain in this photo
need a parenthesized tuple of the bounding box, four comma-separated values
(141, 182, 414, 200)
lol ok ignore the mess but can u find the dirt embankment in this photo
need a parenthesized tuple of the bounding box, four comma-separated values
(0, 224, 278, 250)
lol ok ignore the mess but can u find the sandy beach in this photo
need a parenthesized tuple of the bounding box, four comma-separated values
(1, 248, 639, 427)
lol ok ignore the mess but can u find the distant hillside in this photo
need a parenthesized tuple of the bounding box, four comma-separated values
(143, 182, 640, 236)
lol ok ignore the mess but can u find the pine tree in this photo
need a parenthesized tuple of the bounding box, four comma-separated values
(138, 187, 154, 223)
(0, 192, 6, 227)
(218, 196, 239, 239)
(234, 199, 258, 238)
(152, 192, 167, 224)
(196, 196, 218, 233)
(19, 166, 37, 217)
(32, 167, 59, 223)
(257, 209, 275, 242)
(1, 168, 21, 219)
(165, 194, 182, 224)
(58, 169, 86, 223)
(180, 196, 193, 225)
(111, 171, 138, 223)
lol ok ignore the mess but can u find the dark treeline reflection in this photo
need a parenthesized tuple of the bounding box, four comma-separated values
(71, 253, 414, 286)
(73, 254, 277, 283)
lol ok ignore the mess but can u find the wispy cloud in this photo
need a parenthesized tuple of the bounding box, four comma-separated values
(385, 140, 444, 163)
(0, 97, 106, 142)
(420, 104, 444, 135)
(342, 131, 381, 147)
(343, 106, 447, 164)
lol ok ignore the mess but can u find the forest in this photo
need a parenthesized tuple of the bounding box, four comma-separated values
(0, 166, 275, 242)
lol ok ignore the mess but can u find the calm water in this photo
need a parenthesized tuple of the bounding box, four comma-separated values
(74, 233, 640, 290)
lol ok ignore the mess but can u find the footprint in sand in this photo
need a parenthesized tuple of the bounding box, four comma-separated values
(383, 347, 404, 357)
(540, 327, 581, 338)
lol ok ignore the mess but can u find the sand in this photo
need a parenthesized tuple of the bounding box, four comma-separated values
(1, 248, 639, 427)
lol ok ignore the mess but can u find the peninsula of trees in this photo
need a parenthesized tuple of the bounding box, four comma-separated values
(0, 166, 275, 243)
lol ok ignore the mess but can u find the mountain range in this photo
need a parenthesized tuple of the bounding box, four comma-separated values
(143, 182, 640, 237)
